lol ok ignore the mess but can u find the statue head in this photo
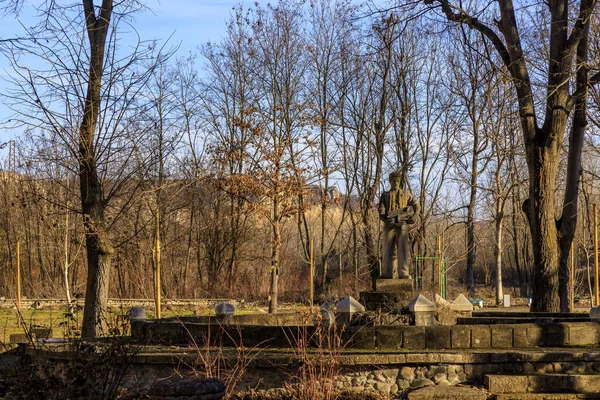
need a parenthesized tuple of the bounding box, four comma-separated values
(388, 171, 402, 190)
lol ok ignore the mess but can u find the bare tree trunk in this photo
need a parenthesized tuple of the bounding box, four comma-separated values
(80, 0, 114, 339)
(557, 25, 588, 313)
(269, 198, 280, 314)
(524, 144, 561, 312)
(63, 177, 73, 314)
(495, 209, 504, 304)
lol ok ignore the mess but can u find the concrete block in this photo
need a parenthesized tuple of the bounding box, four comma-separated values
(546, 324, 569, 347)
(403, 326, 426, 349)
(9, 333, 29, 344)
(425, 326, 451, 349)
(590, 306, 600, 323)
(335, 296, 365, 327)
(347, 326, 376, 349)
(408, 386, 487, 399)
(568, 323, 600, 346)
(375, 278, 415, 305)
(408, 294, 435, 312)
(215, 302, 235, 317)
(471, 325, 491, 348)
(491, 325, 513, 348)
(413, 310, 436, 326)
(525, 374, 600, 393)
(485, 375, 528, 394)
(376, 326, 403, 349)
(451, 294, 474, 312)
(513, 324, 544, 348)
(451, 326, 471, 349)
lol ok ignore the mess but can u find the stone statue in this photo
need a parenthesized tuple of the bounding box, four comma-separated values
(378, 171, 420, 279)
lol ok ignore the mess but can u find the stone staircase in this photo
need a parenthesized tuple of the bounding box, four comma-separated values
(486, 373, 600, 399)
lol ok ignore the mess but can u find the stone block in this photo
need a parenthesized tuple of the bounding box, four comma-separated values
(410, 378, 434, 388)
(484, 374, 528, 394)
(128, 306, 146, 322)
(451, 326, 471, 348)
(215, 302, 235, 317)
(9, 333, 29, 344)
(491, 325, 513, 348)
(376, 278, 414, 305)
(400, 366, 414, 381)
(376, 326, 403, 349)
(359, 291, 403, 312)
(591, 306, 600, 322)
(403, 326, 426, 349)
(30, 325, 52, 339)
(347, 327, 376, 349)
(408, 386, 487, 400)
(568, 323, 600, 346)
(451, 294, 474, 312)
(413, 310, 436, 326)
(425, 326, 451, 349)
(407, 294, 435, 312)
(527, 373, 600, 393)
(471, 325, 491, 348)
(513, 324, 544, 348)
(408, 295, 436, 326)
(546, 323, 569, 347)
(336, 296, 365, 327)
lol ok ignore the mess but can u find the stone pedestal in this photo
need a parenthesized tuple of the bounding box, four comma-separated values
(408, 294, 436, 326)
(376, 278, 414, 303)
(359, 278, 414, 312)
(335, 296, 365, 326)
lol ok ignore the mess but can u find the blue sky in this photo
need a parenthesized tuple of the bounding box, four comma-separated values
(0, 1, 242, 151)
(0, 0, 387, 157)
(135, 0, 240, 53)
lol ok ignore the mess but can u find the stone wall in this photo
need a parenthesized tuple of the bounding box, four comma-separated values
(26, 345, 600, 397)
(132, 320, 600, 349)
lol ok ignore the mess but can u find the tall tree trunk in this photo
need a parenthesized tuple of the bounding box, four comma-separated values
(268, 198, 280, 314)
(525, 140, 560, 313)
(80, 0, 114, 339)
(495, 208, 504, 304)
(557, 25, 588, 313)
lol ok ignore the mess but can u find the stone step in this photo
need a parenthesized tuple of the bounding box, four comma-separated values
(407, 386, 487, 399)
(486, 374, 600, 394)
(495, 394, 600, 399)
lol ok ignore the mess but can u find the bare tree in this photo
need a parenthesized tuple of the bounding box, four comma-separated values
(2, 1, 170, 336)
(305, 0, 355, 292)
(419, 0, 599, 312)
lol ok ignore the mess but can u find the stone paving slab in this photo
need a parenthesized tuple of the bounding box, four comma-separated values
(407, 386, 488, 399)
(486, 374, 600, 395)
(495, 395, 600, 399)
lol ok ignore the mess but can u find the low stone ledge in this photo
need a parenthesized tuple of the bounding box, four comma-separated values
(132, 320, 600, 350)
(408, 386, 487, 399)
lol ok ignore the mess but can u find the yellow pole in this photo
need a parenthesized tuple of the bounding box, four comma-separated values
(595, 204, 599, 307)
(437, 235, 442, 295)
(570, 241, 575, 312)
(16, 241, 21, 311)
(154, 208, 161, 319)
(309, 239, 314, 307)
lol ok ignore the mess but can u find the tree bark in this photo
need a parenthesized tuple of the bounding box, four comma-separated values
(495, 208, 504, 305)
(268, 198, 280, 314)
(435, 0, 596, 312)
(524, 140, 561, 312)
(80, 0, 114, 339)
